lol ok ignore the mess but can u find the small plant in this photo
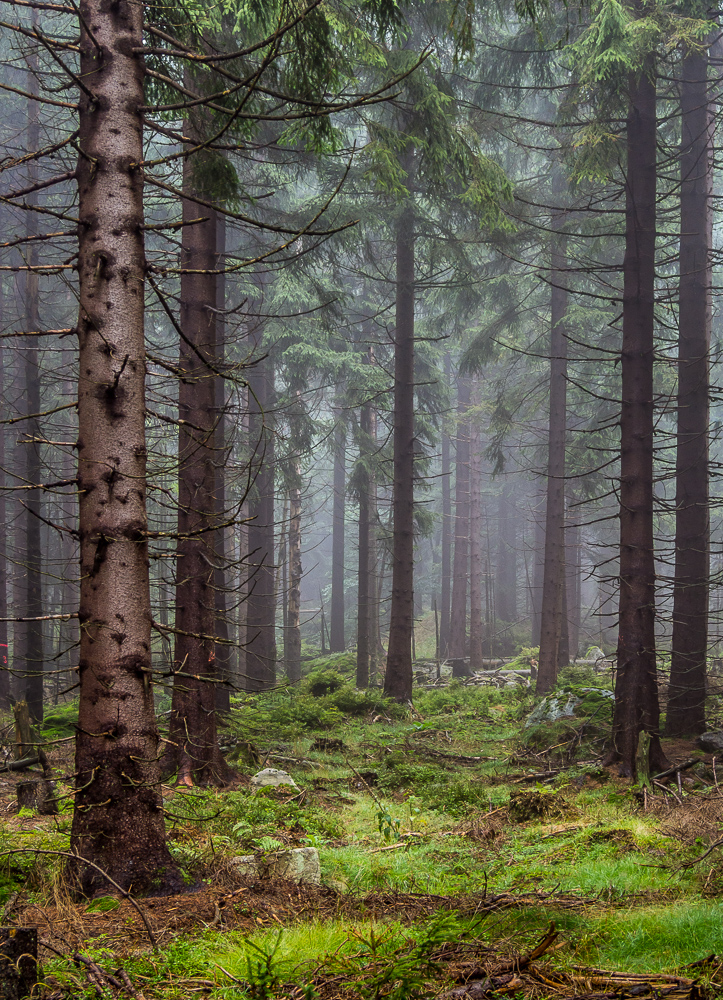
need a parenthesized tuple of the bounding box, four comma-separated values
(377, 808, 401, 843)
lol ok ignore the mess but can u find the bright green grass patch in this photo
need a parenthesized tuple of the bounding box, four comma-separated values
(488, 901, 723, 973)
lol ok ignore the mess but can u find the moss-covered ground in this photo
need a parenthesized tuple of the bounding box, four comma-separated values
(4, 655, 723, 998)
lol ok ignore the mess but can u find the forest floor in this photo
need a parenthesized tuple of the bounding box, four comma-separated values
(2, 656, 723, 999)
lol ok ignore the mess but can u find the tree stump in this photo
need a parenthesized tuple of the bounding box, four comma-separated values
(16, 779, 57, 816)
(0, 927, 37, 999)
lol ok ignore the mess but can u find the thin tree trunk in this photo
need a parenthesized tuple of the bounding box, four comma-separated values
(468, 399, 483, 671)
(449, 378, 471, 660)
(245, 323, 276, 690)
(496, 486, 517, 623)
(440, 353, 452, 658)
(70, 0, 180, 894)
(667, 41, 711, 737)
(610, 50, 668, 777)
(384, 202, 415, 702)
(356, 400, 372, 688)
(532, 500, 545, 647)
(166, 129, 229, 787)
(330, 410, 346, 652)
(536, 189, 568, 695)
(369, 403, 383, 678)
(566, 514, 581, 660)
(286, 474, 302, 684)
(214, 213, 232, 713)
(22, 43, 43, 722)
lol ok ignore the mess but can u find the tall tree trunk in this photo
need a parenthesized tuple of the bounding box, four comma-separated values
(468, 399, 483, 671)
(666, 41, 711, 737)
(369, 402, 383, 678)
(496, 486, 517, 624)
(384, 203, 415, 702)
(70, 0, 180, 894)
(531, 500, 545, 647)
(330, 410, 346, 652)
(0, 320, 9, 710)
(610, 52, 668, 777)
(449, 378, 471, 659)
(536, 192, 568, 695)
(356, 399, 372, 688)
(440, 353, 452, 658)
(566, 511, 581, 659)
(22, 46, 43, 722)
(245, 326, 276, 690)
(214, 213, 232, 713)
(558, 567, 570, 668)
(166, 134, 229, 787)
(286, 474, 302, 683)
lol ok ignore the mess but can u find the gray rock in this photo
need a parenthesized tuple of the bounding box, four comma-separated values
(698, 731, 723, 754)
(233, 846, 321, 885)
(525, 694, 581, 728)
(250, 767, 299, 791)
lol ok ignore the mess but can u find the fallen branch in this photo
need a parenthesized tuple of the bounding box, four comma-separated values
(494, 922, 558, 974)
(0, 754, 40, 773)
(652, 759, 698, 781)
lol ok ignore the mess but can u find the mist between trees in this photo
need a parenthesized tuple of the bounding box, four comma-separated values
(0, 0, 719, 893)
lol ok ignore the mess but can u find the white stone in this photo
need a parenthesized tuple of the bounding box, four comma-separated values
(232, 846, 321, 885)
(250, 767, 299, 790)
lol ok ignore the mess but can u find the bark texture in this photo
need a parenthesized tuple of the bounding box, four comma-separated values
(330, 414, 346, 652)
(245, 326, 276, 690)
(384, 204, 415, 702)
(667, 42, 711, 737)
(356, 400, 373, 688)
(286, 475, 302, 684)
(611, 57, 668, 777)
(70, 0, 180, 894)
(537, 193, 568, 695)
(166, 141, 229, 786)
(449, 378, 471, 660)
(439, 355, 452, 658)
(468, 404, 483, 671)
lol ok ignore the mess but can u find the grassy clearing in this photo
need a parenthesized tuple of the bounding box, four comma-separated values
(5, 656, 723, 997)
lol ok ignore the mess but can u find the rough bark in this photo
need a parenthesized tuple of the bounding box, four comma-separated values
(610, 54, 668, 777)
(245, 324, 276, 690)
(667, 41, 711, 737)
(286, 475, 302, 684)
(330, 412, 346, 652)
(166, 133, 229, 787)
(0, 301, 10, 710)
(468, 401, 483, 671)
(449, 378, 471, 660)
(384, 203, 415, 702)
(70, 0, 180, 894)
(440, 353, 452, 659)
(536, 190, 568, 695)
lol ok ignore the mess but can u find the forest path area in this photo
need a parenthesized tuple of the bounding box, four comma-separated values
(4, 655, 723, 998)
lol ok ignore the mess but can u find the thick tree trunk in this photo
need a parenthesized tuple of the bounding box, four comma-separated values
(70, 0, 180, 894)
(449, 378, 471, 659)
(536, 204, 568, 695)
(496, 487, 517, 624)
(356, 400, 372, 688)
(330, 413, 346, 652)
(166, 136, 229, 787)
(22, 56, 43, 722)
(384, 204, 415, 702)
(214, 214, 232, 712)
(610, 56, 668, 777)
(667, 42, 711, 737)
(286, 475, 302, 684)
(245, 327, 276, 690)
(468, 403, 483, 671)
(439, 356, 452, 659)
